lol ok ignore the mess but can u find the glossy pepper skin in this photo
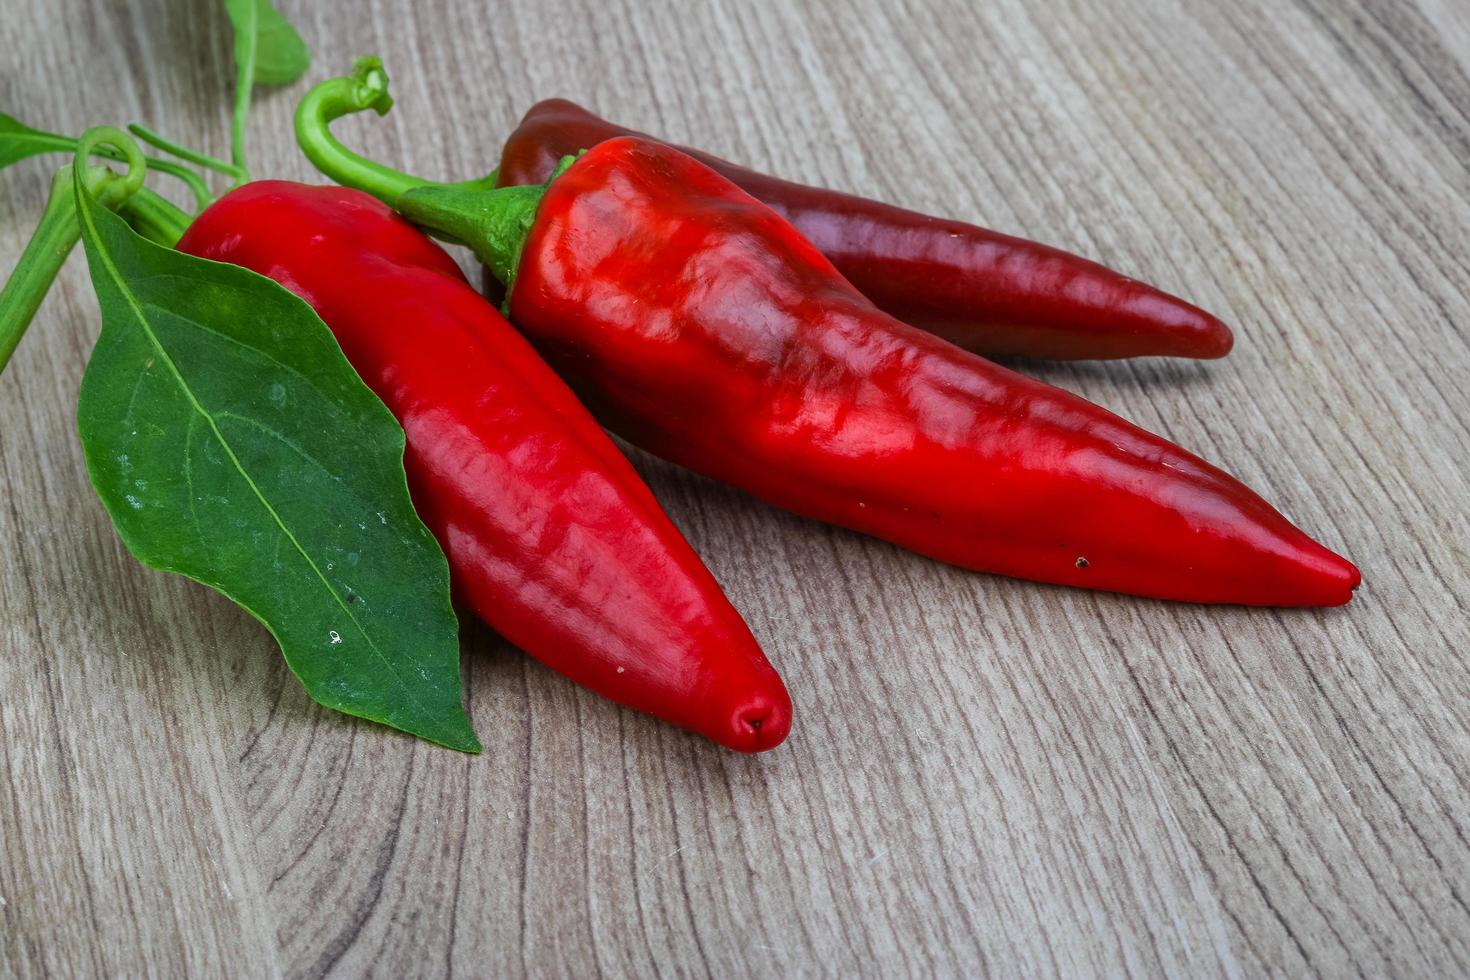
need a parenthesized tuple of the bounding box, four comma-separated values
(177, 181, 792, 751)
(496, 99, 1234, 362)
(412, 138, 1357, 606)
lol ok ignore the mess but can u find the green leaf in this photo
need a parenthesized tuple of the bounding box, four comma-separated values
(1, 113, 76, 170)
(224, 0, 311, 173)
(71, 166, 479, 752)
(224, 0, 311, 85)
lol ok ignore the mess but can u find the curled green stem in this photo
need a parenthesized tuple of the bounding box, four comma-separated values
(295, 57, 419, 206)
(0, 129, 149, 376)
(2, 119, 213, 211)
(295, 56, 496, 208)
(81, 126, 192, 246)
(296, 58, 552, 299)
(75, 128, 148, 206)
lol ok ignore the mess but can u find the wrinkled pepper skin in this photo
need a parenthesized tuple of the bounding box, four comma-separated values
(497, 99, 1234, 361)
(489, 139, 1357, 606)
(178, 181, 792, 751)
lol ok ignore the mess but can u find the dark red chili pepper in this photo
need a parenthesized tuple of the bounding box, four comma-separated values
(177, 180, 792, 751)
(494, 99, 1234, 362)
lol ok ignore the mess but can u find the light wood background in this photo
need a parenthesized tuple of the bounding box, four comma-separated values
(3, 0, 1468, 976)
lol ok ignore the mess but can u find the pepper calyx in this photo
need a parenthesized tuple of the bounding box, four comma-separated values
(397, 154, 579, 306)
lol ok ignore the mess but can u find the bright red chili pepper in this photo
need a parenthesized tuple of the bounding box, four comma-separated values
(495, 99, 1234, 362)
(177, 181, 792, 751)
(375, 137, 1357, 607)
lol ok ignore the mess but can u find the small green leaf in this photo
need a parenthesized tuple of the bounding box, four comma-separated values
(1, 113, 76, 170)
(72, 167, 479, 752)
(224, 0, 311, 86)
(223, 0, 311, 173)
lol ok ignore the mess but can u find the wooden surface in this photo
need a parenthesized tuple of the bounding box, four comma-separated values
(3, 0, 1468, 975)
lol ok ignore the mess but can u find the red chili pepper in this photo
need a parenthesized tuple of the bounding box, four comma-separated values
(495, 99, 1234, 361)
(350, 135, 1357, 607)
(177, 181, 792, 751)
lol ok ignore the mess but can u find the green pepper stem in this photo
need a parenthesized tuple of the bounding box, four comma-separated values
(297, 58, 581, 297)
(119, 187, 192, 247)
(3, 118, 214, 212)
(397, 183, 545, 294)
(134, 158, 210, 210)
(294, 57, 432, 207)
(0, 169, 81, 374)
(127, 123, 247, 187)
(397, 154, 578, 297)
(295, 59, 501, 199)
(0, 129, 153, 376)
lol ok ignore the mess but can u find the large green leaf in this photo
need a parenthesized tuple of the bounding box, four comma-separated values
(72, 166, 479, 752)
(224, 0, 311, 86)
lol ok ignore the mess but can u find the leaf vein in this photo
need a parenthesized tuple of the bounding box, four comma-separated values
(136, 287, 347, 403)
(184, 411, 205, 550)
(213, 410, 347, 488)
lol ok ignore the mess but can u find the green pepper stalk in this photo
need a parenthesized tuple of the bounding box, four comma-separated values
(0, 128, 162, 374)
(295, 57, 564, 296)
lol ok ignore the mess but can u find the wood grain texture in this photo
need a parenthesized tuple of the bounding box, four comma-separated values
(2, 0, 1467, 975)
